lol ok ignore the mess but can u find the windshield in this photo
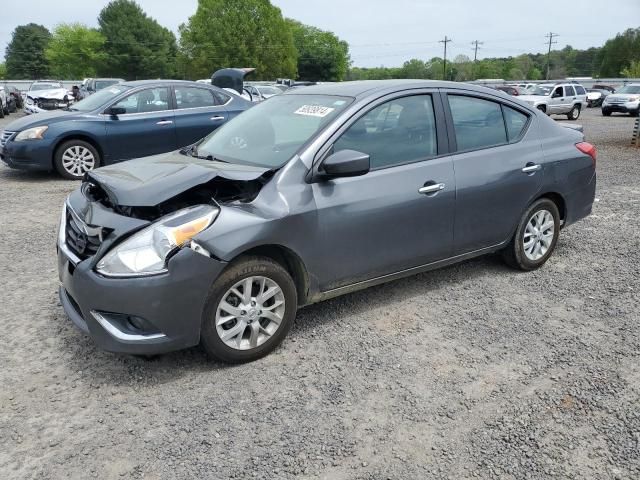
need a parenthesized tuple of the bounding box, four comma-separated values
(30, 83, 62, 91)
(95, 80, 122, 90)
(70, 85, 131, 112)
(616, 85, 640, 94)
(529, 85, 553, 96)
(194, 94, 353, 168)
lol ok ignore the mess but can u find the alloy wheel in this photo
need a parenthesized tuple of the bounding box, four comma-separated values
(61, 145, 96, 177)
(215, 276, 286, 350)
(522, 209, 555, 261)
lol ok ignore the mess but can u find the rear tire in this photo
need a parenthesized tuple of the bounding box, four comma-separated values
(0, 101, 4, 118)
(631, 110, 639, 118)
(201, 256, 298, 363)
(502, 198, 560, 271)
(602, 109, 611, 117)
(54, 140, 101, 180)
(567, 104, 580, 120)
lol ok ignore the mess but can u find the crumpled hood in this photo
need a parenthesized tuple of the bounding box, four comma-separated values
(27, 88, 70, 100)
(86, 150, 271, 207)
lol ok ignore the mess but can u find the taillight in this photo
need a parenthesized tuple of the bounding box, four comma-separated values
(576, 142, 596, 165)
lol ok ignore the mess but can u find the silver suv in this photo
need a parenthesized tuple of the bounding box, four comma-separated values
(601, 83, 640, 117)
(518, 83, 587, 120)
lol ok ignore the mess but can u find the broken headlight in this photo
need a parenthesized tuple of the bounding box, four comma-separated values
(96, 205, 219, 277)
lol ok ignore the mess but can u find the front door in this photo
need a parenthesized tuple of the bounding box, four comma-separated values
(312, 93, 455, 291)
(104, 86, 176, 162)
(444, 93, 543, 254)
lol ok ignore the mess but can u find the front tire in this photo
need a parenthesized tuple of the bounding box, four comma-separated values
(502, 198, 560, 271)
(567, 104, 581, 120)
(201, 256, 298, 363)
(602, 109, 611, 117)
(0, 101, 4, 118)
(54, 140, 101, 180)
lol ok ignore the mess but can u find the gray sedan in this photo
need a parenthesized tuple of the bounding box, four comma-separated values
(57, 80, 596, 363)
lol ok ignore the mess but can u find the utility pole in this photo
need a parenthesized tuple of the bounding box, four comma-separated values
(471, 40, 483, 79)
(545, 32, 559, 80)
(439, 36, 452, 80)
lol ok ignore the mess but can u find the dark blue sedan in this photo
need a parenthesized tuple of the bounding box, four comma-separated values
(0, 80, 252, 179)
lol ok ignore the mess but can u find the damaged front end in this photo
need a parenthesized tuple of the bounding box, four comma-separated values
(25, 89, 73, 114)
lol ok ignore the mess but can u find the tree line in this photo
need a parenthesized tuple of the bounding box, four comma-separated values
(1, 0, 350, 82)
(1, 0, 638, 82)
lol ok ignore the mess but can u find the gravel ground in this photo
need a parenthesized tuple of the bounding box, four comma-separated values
(1, 108, 639, 480)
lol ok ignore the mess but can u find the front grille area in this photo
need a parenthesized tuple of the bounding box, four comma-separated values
(65, 209, 102, 260)
(0, 130, 15, 147)
(36, 98, 64, 110)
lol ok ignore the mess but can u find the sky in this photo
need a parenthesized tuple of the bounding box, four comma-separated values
(1, 0, 638, 68)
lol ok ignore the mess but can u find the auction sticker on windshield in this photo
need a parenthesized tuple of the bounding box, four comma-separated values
(294, 105, 335, 117)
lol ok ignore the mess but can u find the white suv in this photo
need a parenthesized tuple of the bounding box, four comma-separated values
(601, 83, 640, 117)
(518, 83, 587, 120)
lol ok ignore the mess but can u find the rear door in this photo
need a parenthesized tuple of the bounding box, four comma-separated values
(312, 92, 456, 290)
(104, 86, 176, 161)
(564, 85, 577, 111)
(172, 85, 229, 147)
(443, 92, 543, 254)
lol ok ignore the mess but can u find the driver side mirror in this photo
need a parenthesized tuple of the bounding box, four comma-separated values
(317, 149, 370, 180)
(107, 106, 126, 116)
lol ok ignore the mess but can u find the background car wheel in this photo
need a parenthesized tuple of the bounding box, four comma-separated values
(0, 102, 4, 118)
(602, 109, 611, 117)
(536, 105, 546, 115)
(567, 105, 581, 120)
(631, 110, 640, 118)
(54, 140, 101, 180)
(201, 256, 298, 363)
(502, 198, 560, 271)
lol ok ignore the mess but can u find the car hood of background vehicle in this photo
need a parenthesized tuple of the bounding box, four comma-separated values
(5, 109, 79, 131)
(86, 151, 271, 207)
(27, 88, 70, 100)
(517, 95, 544, 103)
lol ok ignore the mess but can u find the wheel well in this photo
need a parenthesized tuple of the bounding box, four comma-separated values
(538, 192, 566, 222)
(537, 104, 546, 112)
(53, 135, 103, 168)
(238, 245, 310, 305)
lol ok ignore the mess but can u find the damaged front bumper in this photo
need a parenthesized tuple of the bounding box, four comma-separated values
(57, 193, 227, 355)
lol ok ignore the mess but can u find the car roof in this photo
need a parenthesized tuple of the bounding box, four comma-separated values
(284, 79, 511, 99)
(120, 79, 219, 88)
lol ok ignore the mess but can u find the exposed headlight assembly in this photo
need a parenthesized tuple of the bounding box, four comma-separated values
(96, 205, 219, 277)
(14, 126, 48, 141)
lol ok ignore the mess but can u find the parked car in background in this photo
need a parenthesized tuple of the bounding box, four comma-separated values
(592, 84, 615, 93)
(55, 80, 596, 363)
(493, 85, 520, 96)
(586, 88, 610, 107)
(518, 83, 587, 120)
(24, 80, 74, 114)
(0, 80, 252, 179)
(0, 87, 8, 118)
(82, 78, 125, 96)
(244, 84, 284, 101)
(601, 84, 640, 117)
(5, 86, 24, 111)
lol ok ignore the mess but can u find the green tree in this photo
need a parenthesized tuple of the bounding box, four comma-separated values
(0, 63, 6, 79)
(45, 23, 106, 79)
(5, 24, 51, 78)
(621, 60, 640, 77)
(179, 0, 297, 80)
(98, 0, 177, 79)
(400, 59, 428, 79)
(597, 28, 640, 77)
(287, 20, 349, 81)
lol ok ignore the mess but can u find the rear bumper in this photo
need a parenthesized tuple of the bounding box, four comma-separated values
(564, 171, 596, 227)
(58, 246, 227, 355)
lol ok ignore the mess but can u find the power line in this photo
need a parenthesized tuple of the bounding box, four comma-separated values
(439, 36, 452, 80)
(545, 32, 559, 80)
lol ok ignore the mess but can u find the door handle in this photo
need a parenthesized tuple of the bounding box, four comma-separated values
(522, 164, 542, 174)
(156, 120, 173, 125)
(418, 183, 445, 195)
(210, 116, 225, 121)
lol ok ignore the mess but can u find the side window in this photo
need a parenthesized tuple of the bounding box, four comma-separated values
(111, 87, 170, 114)
(447, 95, 507, 151)
(552, 86, 563, 97)
(333, 95, 437, 169)
(564, 85, 576, 96)
(175, 87, 215, 109)
(503, 106, 529, 142)
(213, 90, 231, 105)
(575, 85, 586, 95)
